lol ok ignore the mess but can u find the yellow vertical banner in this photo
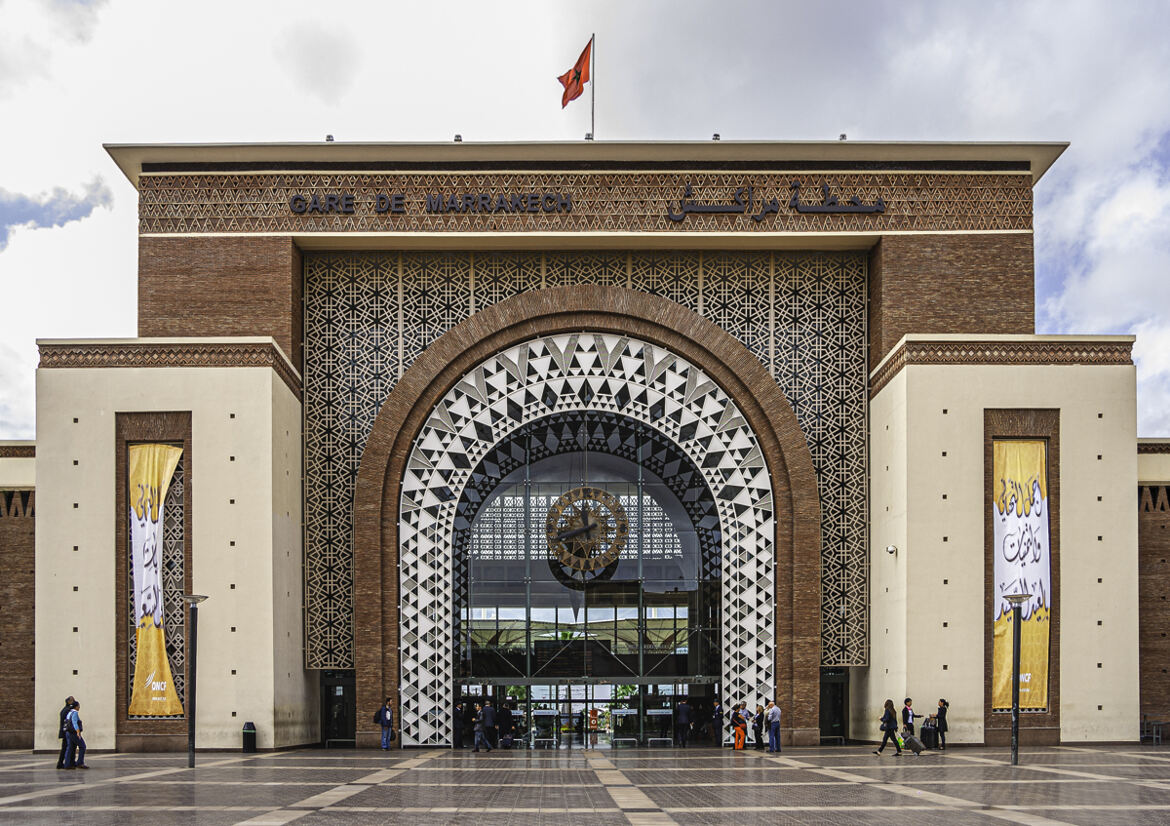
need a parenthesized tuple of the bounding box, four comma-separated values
(128, 444, 185, 716)
(991, 440, 1051, 711)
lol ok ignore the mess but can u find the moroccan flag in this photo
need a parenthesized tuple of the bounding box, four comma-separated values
(558, 39, 592, 108)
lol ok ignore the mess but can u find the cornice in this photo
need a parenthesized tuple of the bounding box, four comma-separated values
(869, 339, 1134, 398)
(37, 340, 302, 399)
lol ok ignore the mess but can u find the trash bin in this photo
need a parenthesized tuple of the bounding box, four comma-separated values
(242, 721, 257, 753)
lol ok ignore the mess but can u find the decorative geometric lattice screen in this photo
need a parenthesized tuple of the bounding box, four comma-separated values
(399, 333, 774, 746)
(303, 251, 868, 668)
(127, 452, 185, 716)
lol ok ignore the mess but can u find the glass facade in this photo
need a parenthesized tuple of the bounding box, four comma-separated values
(459, 424, 720, 684)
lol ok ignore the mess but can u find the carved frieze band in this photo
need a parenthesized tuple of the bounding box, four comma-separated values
(139, 172, 1033, 235)
(869, 340, 1135, 398)
(0, 445, 34, 458)
(1138, 443, 1170, 455)
(38, 341, 302, 398)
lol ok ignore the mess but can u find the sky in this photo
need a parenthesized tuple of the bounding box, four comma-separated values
(0, 0, 1168, 438)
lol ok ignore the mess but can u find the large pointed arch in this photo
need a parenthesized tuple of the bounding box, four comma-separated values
(353, 285, 823, 746)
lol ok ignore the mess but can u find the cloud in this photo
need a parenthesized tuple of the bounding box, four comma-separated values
(274, 22, 363, 104)
(0, 341, 34, 438)
(0, 0, 1168, 435)
(0, 179, 113, 251)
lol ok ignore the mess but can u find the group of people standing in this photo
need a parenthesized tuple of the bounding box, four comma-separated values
(56, 696, 88, 769)
(874, 697, 949, 756)
(451, 700, 517, 752)
(676, 698, 782, 752)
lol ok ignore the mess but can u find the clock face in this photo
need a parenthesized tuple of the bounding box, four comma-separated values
(546, 486, 629, 584)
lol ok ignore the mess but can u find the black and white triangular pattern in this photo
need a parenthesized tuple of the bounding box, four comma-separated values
(398, 333, 775, 746)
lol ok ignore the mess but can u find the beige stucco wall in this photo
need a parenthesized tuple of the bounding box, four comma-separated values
(0, 443, 35, 488)
(1138, 444, 1170, 482)
(271, 372, 316, 747)
(851, 369, 909, 743)
(859, 345, 1139, 743)
(34, 346, 314, 750)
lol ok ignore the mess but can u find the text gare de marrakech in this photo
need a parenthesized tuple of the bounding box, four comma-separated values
(287, 192, 573, 215)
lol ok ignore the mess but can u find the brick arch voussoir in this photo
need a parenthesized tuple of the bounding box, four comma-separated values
(352, 285, 822, 747)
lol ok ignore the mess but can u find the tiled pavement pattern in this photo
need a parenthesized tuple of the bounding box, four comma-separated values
(1, 745, 1170, 825)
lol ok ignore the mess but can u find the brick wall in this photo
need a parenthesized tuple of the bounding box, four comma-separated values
(869, 234, 1035, 370)
(0, 490, 35, 748)
(138, 237, 303, 374)
(1139, 484, 1170, 719)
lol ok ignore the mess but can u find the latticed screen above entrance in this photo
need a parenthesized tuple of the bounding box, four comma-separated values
(302, 250, 869, 669)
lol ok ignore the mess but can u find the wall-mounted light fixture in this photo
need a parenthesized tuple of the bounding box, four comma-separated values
(885, 544, 898, 556)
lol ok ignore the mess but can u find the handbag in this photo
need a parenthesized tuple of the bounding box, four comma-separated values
(894, 731, 905, 748)
(389, 728, 396, 741)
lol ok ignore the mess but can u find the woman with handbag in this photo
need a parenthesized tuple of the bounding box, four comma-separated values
(873, 699, 902, 756)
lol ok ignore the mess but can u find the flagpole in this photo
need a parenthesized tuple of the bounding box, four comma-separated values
(590, 33, 596, 139)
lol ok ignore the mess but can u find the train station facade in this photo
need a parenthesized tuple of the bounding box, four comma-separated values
(0, 139, 1165, 751)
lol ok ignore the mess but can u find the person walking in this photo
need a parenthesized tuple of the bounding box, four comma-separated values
(675, 698, 693, 748)
(731, 703, 747, 750)
(752, 704, 766, 750)
(874, 699, 902, 757)
(56, 695, 75, 769)
(374, 698, 395, 750)
(935, 699, 949, 750)
(902, 698, 917, 736)
(63, 700, 88, 769)
(452, 702, 465, 749)
(765, 701, 782, 753)
(472, 703, 492, 752)
(481, 699, 498, 749)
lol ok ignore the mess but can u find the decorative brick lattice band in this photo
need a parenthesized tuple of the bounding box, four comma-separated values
(38, 341, 301, 398)
(1138, 443, 1170, 455)
(0, 490, 34, 518)
(870, 339, 1134, 397)
(0, 446, 34, 458)
(139, 172, 1033, 235)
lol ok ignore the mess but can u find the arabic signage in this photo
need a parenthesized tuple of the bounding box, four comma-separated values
(285, 182, 885, 222)
(668, 182, 886, 222)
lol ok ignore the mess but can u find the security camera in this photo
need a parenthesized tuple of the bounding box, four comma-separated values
(885, 545, 898, 555)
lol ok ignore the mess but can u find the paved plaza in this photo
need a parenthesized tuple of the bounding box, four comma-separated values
(1, 745, 1170, 825)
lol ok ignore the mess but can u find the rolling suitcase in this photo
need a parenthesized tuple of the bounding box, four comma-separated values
(902, 728, 925, 755)
(920, 726, 938, 750)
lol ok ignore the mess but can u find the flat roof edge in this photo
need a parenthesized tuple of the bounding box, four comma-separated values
(104, 140, 1068, 188)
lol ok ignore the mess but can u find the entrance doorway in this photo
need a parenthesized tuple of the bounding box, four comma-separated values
(456, 681, 718, 748)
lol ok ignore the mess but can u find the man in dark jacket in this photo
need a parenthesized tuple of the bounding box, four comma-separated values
(473, 703, 492, 752)
(452, 702, 465, 748)
(498, 702, 514, 748)
(901, 698, 916, 735)
(675, 699, 693, 748)
(481, 699, 498, 748)
(56, 695, 75, 769)
(375, 698, 395, 750)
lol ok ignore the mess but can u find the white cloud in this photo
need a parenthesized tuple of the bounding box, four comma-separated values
(274, 22, 364, 105)
(0, 0, 1168, 436)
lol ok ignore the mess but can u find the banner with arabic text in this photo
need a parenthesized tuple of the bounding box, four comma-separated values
(128, 444, 185, 716)
(991, 440, 1051, 711)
